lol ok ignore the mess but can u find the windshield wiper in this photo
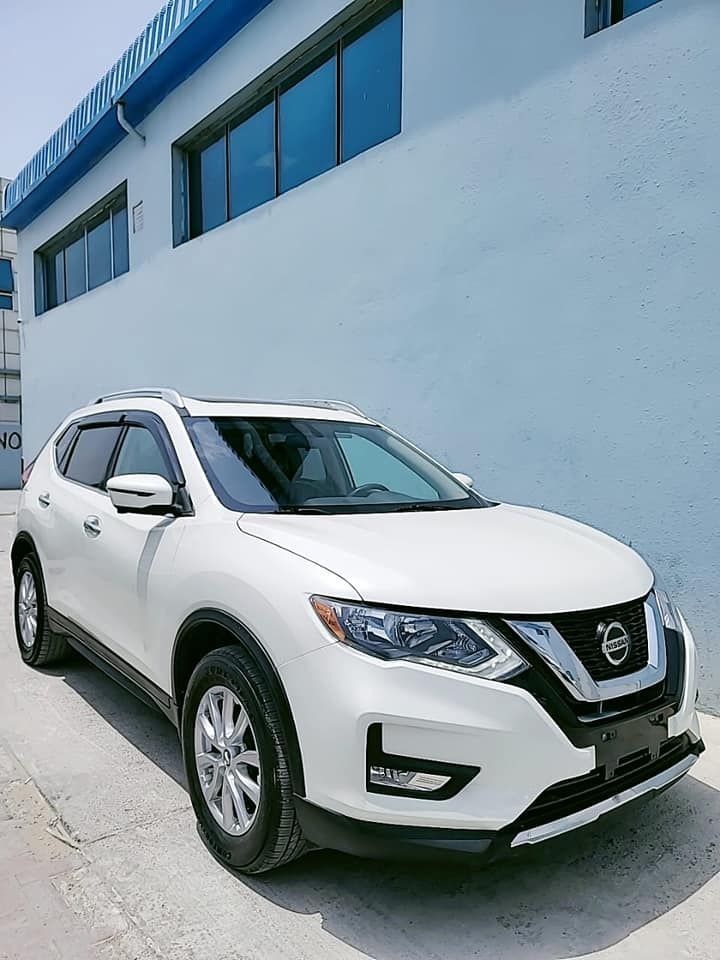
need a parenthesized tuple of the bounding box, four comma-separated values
(392, 501, 455, 513)
(278, 505, 334, 515)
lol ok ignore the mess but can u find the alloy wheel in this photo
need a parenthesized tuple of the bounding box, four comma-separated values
(194, 685, 262, 836)
(17, 570, 38, 649)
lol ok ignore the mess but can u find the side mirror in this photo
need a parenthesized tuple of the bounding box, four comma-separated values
(453, 472, 474, 488)
(107, 474, 175, 514)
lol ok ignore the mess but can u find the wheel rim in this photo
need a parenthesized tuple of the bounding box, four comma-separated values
(194, 685, 262, 836)
(17, 570, 38, 649)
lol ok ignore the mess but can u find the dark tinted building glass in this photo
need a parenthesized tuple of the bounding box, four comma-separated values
(195, 135, 227, 233)
(229, 99, 276, 218)
(48, 251, 66, 308)
(0, 259, 12, 293)
(45, 253, 61, 310)
(112, 207, 129, 277)
(65, 235, 87, 301)
(0, 295, 11, 311)
(342, 6, 402, 162)
(65, 426, 122, 488)
(87, 215, 112, 290)
(279, 53, 337, 193)
(623, 0, 660, 14)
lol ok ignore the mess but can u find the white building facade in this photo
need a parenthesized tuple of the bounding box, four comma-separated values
(2, 0, 719, 704)
(0, 177, 22, 488)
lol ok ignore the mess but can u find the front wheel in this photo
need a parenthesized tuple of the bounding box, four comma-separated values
(181, 645, 308, 874)
(14, 555, 68, 667)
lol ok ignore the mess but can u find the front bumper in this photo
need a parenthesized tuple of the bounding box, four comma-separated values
(294, 742, 702, 860)
(280, 613, 702, 855)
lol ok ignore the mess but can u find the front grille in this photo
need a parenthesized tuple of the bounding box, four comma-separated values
(516, 733, 694, 830)
(550, 597, 649, 681)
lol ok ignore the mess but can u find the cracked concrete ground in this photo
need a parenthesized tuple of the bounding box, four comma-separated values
(0, 491, 719, 959)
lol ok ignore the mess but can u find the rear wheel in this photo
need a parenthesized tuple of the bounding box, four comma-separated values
(14, 555, 68, 666)
(182, 645, 308, 874)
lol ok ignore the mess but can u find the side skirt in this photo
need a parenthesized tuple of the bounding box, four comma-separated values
(47, 608, 179, 727)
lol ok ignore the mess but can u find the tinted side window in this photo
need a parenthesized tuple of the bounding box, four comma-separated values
(64, 426, 122, 488)
(113, 426, 171, 480)
(54, 425, 78, 473)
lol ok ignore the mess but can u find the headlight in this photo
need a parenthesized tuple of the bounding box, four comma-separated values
(653, 574, 683, 633)
(310, 597, 526, 679)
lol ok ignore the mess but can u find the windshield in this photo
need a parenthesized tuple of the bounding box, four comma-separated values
(186, 417, 489, 514)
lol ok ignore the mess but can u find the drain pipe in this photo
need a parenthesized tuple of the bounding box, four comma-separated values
(116, 101, 146, 144)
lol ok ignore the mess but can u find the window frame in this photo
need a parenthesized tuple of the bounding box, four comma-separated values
(53, 410, 191, 512)
(176, 0, 402, 244)
(35, 183, 130, 316)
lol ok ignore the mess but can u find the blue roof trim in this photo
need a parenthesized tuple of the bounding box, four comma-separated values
(1, 0, 271, 230)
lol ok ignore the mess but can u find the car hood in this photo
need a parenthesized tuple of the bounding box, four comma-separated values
(238, 503, 653, 615)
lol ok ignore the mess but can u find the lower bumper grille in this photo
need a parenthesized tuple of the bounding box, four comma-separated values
(516, 733, 697, 831)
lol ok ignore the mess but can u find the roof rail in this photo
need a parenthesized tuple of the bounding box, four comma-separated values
(189, 396, 367, 417)
(286, 399, 367, 417)
(91, 388, 186, 409)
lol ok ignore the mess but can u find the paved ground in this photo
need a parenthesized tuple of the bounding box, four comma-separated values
(0, 491, 719, 959)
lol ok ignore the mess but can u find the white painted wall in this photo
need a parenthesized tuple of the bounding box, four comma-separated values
(15, 0, 720, 706)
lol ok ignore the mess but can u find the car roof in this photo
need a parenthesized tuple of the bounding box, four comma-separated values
(82, 389, 373, 424)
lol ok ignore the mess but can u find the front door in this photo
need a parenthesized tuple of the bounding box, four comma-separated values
(73, 421, 188, 688)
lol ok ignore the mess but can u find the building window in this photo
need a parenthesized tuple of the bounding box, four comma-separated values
(35, 185, 129, 314)
(182, 0, 402, 242)
(0, 259, 13, 311)
(228, 98, 276, 218)
(586, 0, 662, 36)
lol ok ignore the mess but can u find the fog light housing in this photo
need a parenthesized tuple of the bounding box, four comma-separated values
(369, 766, 451, 793)
(366, 723, 479, 800)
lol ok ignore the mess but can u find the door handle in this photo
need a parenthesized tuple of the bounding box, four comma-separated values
(38, 492, 51, 508)
(83, 516, 102, 538)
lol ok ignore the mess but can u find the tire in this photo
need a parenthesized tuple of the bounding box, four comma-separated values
(14, 555, 68, 667)
(181, 644, 309, 874)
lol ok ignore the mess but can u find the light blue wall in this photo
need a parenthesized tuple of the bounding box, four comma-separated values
(15, 0, 720, 707)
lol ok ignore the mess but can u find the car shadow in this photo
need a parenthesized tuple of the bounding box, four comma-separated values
(52, 653, 720, 959)
(42, 649, 187, 787)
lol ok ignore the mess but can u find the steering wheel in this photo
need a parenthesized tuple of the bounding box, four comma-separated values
(350, 483, 390, 497)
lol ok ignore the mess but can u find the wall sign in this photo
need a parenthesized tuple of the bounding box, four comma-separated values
(0, 421, 22, 489)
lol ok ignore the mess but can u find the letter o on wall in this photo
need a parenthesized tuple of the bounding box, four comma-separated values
(8, 433, 21, 450)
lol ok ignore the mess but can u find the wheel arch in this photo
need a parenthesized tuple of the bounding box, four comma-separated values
(172, 609, 306, 797)
(11, 532, 39, 580)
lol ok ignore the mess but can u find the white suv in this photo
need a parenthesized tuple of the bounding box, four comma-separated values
(14, 388, 703, 873)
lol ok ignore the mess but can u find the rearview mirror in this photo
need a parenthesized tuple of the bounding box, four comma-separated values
(107, 474, 175, 514)
(453, 472, 474, 488)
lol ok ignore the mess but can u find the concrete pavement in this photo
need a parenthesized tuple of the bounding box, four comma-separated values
(0, 494, 719, 959)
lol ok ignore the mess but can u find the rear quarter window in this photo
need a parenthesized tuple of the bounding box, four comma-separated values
(54, 424, 78, 474)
